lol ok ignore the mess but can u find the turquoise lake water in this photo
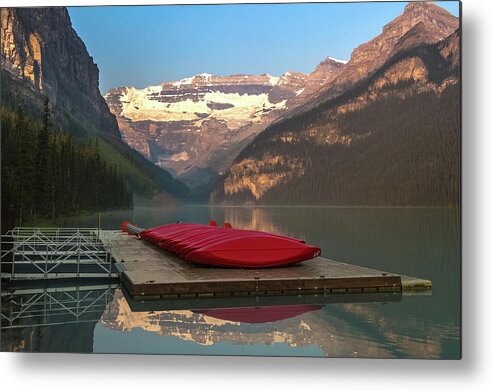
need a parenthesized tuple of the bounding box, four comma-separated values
(1, 206, 460, 358)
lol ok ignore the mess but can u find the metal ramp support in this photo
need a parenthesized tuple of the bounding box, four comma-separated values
(1, 227, 119, 280)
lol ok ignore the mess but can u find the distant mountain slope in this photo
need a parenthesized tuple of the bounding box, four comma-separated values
(337, 2, 458, 86)
(1, 7, 188, 201)
(211, 29, 460, 206)
(104, 59, 349, 196)
(284, 57, 345, 110)
(104, 2, 458, 200)
(104, 72, 307, 195)
(281, 2, 459, 119)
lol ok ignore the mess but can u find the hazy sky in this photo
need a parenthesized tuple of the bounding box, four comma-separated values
(68, 1, 460, 94)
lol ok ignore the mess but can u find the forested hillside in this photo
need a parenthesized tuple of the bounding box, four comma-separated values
(1, 6, 186, 233)
(212, 33, 460, 206)
(260, 84, 459, 206)
(1, 101, 132, 231)
(1, 70, 190, 201)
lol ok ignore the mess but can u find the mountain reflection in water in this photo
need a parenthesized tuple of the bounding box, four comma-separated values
(4, 206, 460, 358)
(1, 283, 116, 353)
(93, 288, 457, 358)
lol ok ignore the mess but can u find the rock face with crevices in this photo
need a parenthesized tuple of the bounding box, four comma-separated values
(1, 7, 192, 202)
(334, 2, 458, 87)
(104, 61, 350, 193)
(212, 4, 460, 206)
(286, 57, 346, 109)
(104, 72, 309, 191)
(1, 7, 120, 137)
(285, 2, 459, 116)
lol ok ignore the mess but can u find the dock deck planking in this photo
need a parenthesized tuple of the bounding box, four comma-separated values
(99, 230, 431, 300)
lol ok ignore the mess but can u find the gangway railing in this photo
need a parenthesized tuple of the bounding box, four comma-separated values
(1, 227, 119, 280)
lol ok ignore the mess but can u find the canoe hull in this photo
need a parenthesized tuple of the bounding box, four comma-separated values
(138, 223, 321, 268)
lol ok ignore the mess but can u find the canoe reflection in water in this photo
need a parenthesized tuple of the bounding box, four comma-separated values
(193, 305, 323, 324)
(132, 222, 321, 268)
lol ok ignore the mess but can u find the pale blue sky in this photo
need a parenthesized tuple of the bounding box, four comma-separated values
(68, 2, 460, 94)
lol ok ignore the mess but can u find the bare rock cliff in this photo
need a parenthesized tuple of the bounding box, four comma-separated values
(104, 72, 308, 191)
(1, 7, 120, 137)
(337, 2, 458, 87)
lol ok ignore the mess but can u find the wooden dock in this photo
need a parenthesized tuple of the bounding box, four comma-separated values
(100, 230, 431, 301)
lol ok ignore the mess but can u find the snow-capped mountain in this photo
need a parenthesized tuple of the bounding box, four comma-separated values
(211, 2, 460, 206)
(104, 72, 307, 193)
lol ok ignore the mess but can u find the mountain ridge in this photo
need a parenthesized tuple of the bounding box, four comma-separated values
(105, 2, 459, 199)
(104, 70, 308, 195)
(1, 7, 189, 201)
(211, 27, 460, 206)
(277, 1, 459, 121)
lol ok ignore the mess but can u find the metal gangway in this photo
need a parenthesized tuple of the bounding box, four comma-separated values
(1, 227, 119, 280)
(1, 283, 117, 329)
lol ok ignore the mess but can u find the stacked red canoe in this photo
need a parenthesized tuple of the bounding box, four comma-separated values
(138, 223, 321, 268)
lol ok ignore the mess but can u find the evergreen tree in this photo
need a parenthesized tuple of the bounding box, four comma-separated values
(1, 104, 133, 233)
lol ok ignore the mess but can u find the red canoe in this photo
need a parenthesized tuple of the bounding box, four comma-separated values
(137, 223, 321, 268)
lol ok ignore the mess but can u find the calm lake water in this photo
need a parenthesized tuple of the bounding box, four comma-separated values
(1, 206, 460, 358)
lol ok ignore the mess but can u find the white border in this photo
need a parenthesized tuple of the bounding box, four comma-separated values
(2, 0, 492, 390)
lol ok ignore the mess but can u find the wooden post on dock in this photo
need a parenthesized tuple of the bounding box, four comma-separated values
(97, 212, 101, 240)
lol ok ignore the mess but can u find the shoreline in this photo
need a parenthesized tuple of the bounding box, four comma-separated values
(135, 204, 460, 210)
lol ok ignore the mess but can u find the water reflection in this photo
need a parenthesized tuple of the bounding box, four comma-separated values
(4, 206, 460, 358)
(193, 305, 323, 324)
(1, 282, 116, 352)
(1, 283, 459, 358)
(93, 288, 457, 358)
(213, 207, 286, 236)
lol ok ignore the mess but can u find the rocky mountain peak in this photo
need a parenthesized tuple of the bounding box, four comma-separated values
(344, 2, 458, 82)
(310, 57, 346, 80)
(103, 2, 459, 197)
(383, 1, 459, 36)
(293, 1, 459, 108)
(278, 71, 307, 85)
(283, 57, 345, 108)
(402, 1, 452, 16)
